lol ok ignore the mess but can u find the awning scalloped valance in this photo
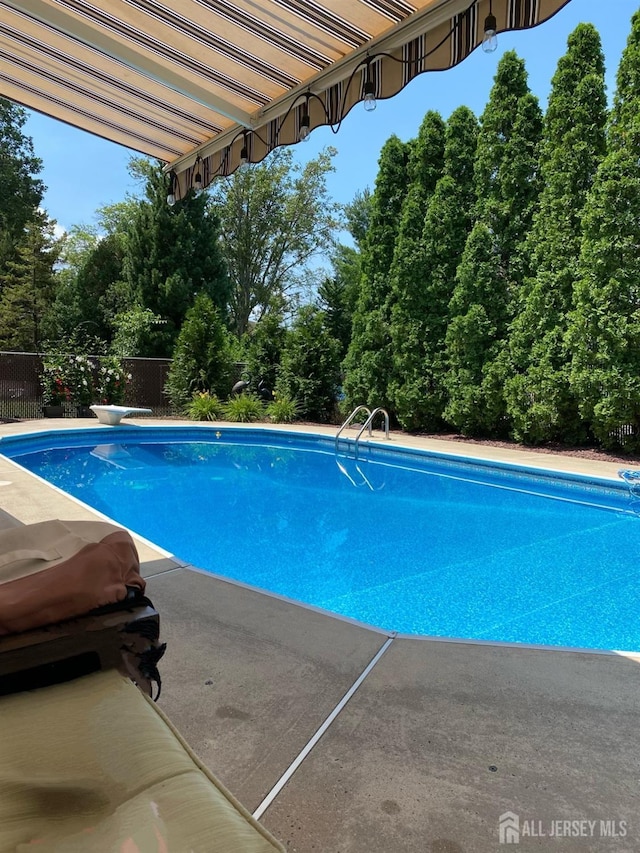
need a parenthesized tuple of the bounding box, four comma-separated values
(0, 0, 571, 192)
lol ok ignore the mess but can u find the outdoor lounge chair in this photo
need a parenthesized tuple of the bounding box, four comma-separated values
(0, 519, 284, 852)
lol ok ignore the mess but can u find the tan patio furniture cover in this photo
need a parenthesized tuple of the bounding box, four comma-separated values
(0, 519, 143, 636)
(0, 668, 284, 852)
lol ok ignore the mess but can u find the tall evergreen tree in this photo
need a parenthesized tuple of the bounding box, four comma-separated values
(0, 211, 60, 351)
(387, 111, 446, 424)
(323, 188, 373, 362)
(443, 222, 504, 434)
(504, 24, 607, 444)
(608, 8, 640, 150)
(164, 293, 235, 409)
(471, 52, 542, 283)
(391, 106, 477, 431)
(123, 159, 229, 357)
(317, 244, 360, 361)
(241, 311, 288, 393)
(444, 53, 542, 435)
(569, 10, 640, 450)
(342, 188, 372, 249)
(0, 99, 44, 270)
(277, 305, 342, 423)
(342, 135, 409, 412)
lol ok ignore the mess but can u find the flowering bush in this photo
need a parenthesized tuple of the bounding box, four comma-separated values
(40, 358, 72, 406)
(96, 356, 132, 405)
(40, 353, 132, 409)
(67, 355, 97, 406)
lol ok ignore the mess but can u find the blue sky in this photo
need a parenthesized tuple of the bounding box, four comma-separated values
(24, 0, 638, 234)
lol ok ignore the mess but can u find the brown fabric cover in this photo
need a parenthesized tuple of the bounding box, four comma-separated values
(0, 520, 143, 636)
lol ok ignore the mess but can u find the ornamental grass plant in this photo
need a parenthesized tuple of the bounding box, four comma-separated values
(266, 393, 300, 424)
(223, 392, 264, 423)
(186, 391, 223, 421)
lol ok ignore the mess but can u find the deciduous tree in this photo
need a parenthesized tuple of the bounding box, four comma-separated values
(210, 146, 339, 337)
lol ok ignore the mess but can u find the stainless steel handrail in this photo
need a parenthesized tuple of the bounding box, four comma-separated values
(354, 407, 389, 458)
(335, 405, 371, 450)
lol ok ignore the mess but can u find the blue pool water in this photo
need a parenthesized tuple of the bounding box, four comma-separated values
(2, 427, 639, 651)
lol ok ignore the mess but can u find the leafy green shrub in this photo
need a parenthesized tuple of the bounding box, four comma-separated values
(266, 394, 300, 424)
(223, 392, 264, 423)
(241, 313, 287, 391)
(276, 305, 341, 423)
(186, 391, 222, 421)
(111, 306, 166, 358)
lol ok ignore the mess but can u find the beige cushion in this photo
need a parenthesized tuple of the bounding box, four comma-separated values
(0, 669, 283, 852)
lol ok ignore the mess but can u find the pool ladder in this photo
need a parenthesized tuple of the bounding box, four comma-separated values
(618, 469, 640, 515)
(335, 405, 390, 459)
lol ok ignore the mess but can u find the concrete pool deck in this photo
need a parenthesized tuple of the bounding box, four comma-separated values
(0, 417, 638, 852)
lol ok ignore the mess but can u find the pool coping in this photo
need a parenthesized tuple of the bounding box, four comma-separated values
(0, 419, 631, 486)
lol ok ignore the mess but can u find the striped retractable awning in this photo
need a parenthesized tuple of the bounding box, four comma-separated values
(0, 0, 570, 194)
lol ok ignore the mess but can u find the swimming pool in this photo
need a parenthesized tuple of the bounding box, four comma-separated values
(2, 426, 639, 651)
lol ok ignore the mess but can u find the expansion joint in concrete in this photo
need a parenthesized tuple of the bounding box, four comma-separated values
(252, 634, 395, 820)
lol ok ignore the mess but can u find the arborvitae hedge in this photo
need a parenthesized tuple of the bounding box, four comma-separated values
(569, 11, 640, 450)
(387, 111, 445, 429)
(339, 11, 640, 450)
(504, 24, 607, 444)
(343, 135, 409, 412)
(444, 52, 542, 436)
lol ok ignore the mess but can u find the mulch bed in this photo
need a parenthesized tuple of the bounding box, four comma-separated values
(409, 433, 640, 466)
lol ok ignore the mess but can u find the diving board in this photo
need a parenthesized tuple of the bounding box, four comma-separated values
(90, 405, 153, 425)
